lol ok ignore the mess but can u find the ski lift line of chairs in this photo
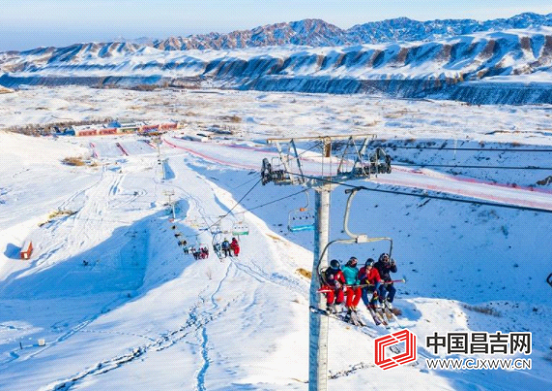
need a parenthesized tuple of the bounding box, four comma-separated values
(197, 215, 248, 236)
(288, 192, 315, 233)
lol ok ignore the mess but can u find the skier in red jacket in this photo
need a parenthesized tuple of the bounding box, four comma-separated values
(230, 237, 240, 256)
(320, 259, 352, 314)
(357, 258, 382, 310)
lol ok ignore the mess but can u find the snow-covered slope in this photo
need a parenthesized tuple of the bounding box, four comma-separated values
(1, 89, 551, 390)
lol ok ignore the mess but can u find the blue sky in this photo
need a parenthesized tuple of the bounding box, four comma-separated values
(1, 0, 551, 51)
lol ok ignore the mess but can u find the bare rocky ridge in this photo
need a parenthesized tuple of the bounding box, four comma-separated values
(5, 13, 552, 55)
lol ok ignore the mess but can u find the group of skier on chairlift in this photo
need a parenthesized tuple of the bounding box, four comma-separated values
(187, 237, 240, 260)
(191, 246, 210, 260)
(320, 252, 398, 325)
(220, 237, 240, 257)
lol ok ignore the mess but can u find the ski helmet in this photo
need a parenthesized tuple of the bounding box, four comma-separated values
(379, 253, 390, 262)
(347, 257, 358, 266)
(365, 258, 375, 267)
(330, 259, 340, 270)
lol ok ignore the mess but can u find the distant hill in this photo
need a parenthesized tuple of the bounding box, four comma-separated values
(4, 12, 552, 56)
(1, 13, 552, 104)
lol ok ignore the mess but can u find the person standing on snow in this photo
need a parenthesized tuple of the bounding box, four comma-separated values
(374, 253, 397, 308)
(320, 260, 349, 314)
(357, 258, 382, 309)
(341, 257, 362, 313)
(221, 239, 231, 257)
(230, 237, 240, 257)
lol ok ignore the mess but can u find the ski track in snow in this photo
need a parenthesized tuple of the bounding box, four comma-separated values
(29, 158, 252, 391)
(37, 297, 235, 391)
(2, 129, 552, 391)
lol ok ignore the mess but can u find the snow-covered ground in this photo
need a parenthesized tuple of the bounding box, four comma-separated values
(1, 88, 551, 391)
(3, 86, 552, 143)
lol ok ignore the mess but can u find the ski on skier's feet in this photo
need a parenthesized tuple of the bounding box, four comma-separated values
(344, 309, 365, 327)
(367, 307, 389, 328)
(309, 306, 367, 328)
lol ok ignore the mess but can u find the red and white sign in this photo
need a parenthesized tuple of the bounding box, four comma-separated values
(375, 329, 417, 370)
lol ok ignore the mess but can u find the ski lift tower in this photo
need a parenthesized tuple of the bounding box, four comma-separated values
(163, 190, 176, 221)
(260, 134, 392, 391)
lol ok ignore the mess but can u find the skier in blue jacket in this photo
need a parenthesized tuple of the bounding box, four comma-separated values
(341, 257, 361, 311)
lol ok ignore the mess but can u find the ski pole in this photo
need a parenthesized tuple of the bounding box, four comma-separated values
(385, 278, 407, 284)
(351, 279, 406, 289)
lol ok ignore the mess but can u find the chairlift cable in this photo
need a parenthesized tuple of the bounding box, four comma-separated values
(284, 171, 552, 215)
(233, 174, 262, 189)
(357, 186, 552, 214)
(384, 146, 552, 152)
(179, 186, 308, 238)
(177, 179, 262, 240)
(248, 189, 310, 212)
(394, 162, 552, 170)
(204, 179, 262, 232)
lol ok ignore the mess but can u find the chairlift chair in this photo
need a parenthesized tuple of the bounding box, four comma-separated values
(547, 273, 552, 289)
(288, 192, 315, 233)
(198, 222, 210, 231)
(232, 222, 249, 236)
(210, 229, 227, 259)
(210, 223, 223, 235)
(185, 218, 199, 228)
(230, 212, 249, 236)
(261, 157, 292, 185)
(316, 188, 394, 276)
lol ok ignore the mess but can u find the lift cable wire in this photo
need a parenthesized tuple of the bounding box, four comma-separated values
(283, 171, 552, 215)
(381, 146, 552, 152)
(205, 179, 262, 231)
(178, 179, 262, 240)
(178, 186, 310, 240)
(248, 188, 310, 212)
(297, 140, 324, 158)
(393, 162, 552, 170)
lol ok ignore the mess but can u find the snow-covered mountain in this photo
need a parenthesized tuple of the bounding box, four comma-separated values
(2, 28, 552, 104)
(152, 12, 552, 50)
(1, 13, 552, 103)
